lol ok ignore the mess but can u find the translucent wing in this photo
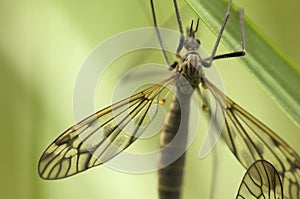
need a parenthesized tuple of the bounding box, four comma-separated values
(236, 159, 283, 199)
(38, 77, 175, 179)
(203, 78, 300, 199)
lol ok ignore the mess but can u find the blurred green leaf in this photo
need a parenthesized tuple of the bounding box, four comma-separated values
(186, 0, 300, 127)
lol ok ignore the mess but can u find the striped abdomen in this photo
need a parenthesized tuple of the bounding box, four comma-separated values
(158, 89, 192, 199)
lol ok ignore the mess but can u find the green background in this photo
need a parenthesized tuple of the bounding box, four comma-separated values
(1, 0, 299, 199)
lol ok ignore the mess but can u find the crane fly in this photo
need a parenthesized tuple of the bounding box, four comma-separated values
(38, 0, 300, 199)
(236, 160, 283, 199)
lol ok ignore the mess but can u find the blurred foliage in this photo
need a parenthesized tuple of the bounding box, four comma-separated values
(0, 0, 299, 199)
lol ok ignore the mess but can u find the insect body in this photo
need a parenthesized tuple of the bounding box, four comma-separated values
(157, 18, 206, 198)
(38, 1, 300, 199)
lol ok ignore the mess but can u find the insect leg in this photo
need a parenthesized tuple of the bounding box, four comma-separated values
(212, 6, 246, 60)
(201, 0, 246, 67)
(172, 0, 185, 55)
(150, 0, 171, 67)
